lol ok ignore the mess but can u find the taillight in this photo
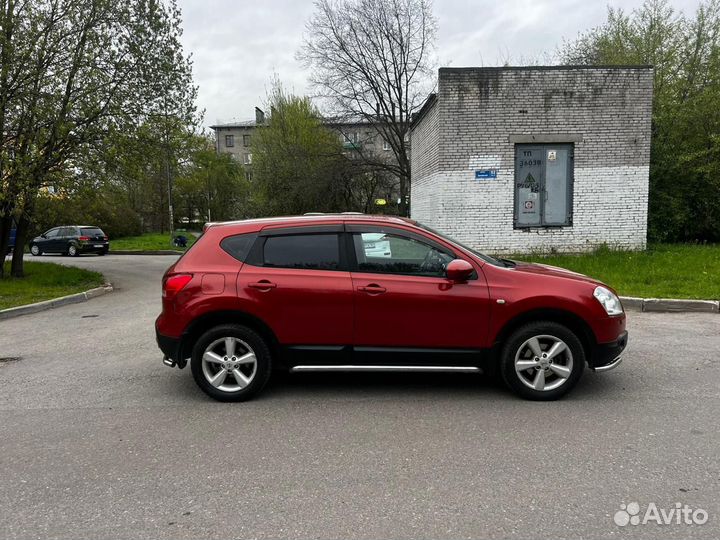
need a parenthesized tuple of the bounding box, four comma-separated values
(103, 236, 108, 241)
(163, 273, 193, 298)
(78, 236, 90, 241)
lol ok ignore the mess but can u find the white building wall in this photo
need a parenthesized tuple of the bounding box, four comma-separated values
(410, 67, 654, 254)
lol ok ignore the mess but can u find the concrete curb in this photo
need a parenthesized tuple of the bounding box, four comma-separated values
(0, 284, 114, 321)
(620, 296, 719, 313)
(109, 250, 183, 255)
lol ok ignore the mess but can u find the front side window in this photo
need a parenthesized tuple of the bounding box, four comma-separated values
(352, 232, 454, 277)
(263, 234, 339, 270)
(225, 134, 234, 147)
(44, 228, 59, 238)
(514, 144, 574, 228)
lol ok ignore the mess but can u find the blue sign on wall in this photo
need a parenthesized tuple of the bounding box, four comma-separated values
(475, 169, 498, 179)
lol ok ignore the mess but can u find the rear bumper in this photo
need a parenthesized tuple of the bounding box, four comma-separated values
(79, 243, 109, 252)
(156, 328, 182, 362)
(589, 331, 628, 372)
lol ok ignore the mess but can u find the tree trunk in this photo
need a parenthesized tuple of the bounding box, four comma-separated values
(10, 212, 29, 277)
(0, 214, 11, 278)
(398, 174, 409, 217)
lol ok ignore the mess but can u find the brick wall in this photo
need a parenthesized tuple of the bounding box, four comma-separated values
(410, 66, 654, 254)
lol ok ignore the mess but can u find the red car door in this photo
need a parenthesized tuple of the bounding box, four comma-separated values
(348, 226, 491, 358)
(238, 227, 354, 348)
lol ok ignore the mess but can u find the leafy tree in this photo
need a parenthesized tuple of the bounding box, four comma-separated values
(174, 136, 251, 224)
(0, 0, 197, 277)
(299, 0, 437, 216)
(251, 86, 351, 216)
(560, 0, 720, 242)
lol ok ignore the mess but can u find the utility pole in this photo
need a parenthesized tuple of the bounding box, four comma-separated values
(161, 104, 174, 237)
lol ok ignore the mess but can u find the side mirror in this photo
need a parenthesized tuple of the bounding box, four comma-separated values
(446, 259, 474, 282)
(41, 234, 46, 239)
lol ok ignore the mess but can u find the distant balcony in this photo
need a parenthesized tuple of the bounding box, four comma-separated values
(343, 141, 362, 151)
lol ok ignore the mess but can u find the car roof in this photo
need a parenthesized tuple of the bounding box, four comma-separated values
(205, 214, 417, 232)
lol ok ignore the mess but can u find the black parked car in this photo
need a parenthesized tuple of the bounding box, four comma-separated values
(30, 226, 109, 257)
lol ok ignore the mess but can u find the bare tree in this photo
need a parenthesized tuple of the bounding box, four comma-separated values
(299, 0, 437, 216)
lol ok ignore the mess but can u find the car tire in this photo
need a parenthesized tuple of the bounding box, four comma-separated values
(68, 244, 79, 257)
(30, 244, 41, 256)
(500, 321, 585, 401)
(190, 324, 272, 402)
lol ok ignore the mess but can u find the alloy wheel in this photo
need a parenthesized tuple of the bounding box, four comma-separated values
(30, 245, 40, 256)
(514, 334, 574, 392)
(201, 337, 257, 392)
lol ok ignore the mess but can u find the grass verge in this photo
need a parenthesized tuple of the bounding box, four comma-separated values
(512, 244, 720, 300)
(110, 232, 196, 252)
(0, 261, 105, 310)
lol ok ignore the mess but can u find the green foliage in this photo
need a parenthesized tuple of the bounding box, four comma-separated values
(32, 190, 143, 240)
(110, 232, 196, 251)
(0, 262, 104, 310)
(0, 0, 198, 276)
(560, 0, 720, 242)
(174, 138, 251, 223)
(252, 86, 349, 216)
(514, 243, 720, 299)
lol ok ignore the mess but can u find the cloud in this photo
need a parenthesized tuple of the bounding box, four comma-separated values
(177, 0, 702, 129)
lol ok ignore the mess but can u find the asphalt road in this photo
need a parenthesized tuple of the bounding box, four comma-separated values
(0, 254, 719, 540)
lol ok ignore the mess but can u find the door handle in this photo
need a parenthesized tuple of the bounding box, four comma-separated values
(358, 284, 386, 294)
(248, 280, 276, 291)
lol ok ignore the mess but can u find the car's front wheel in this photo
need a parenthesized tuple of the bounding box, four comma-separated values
(500, 321, 585, 401)
(190, 324, 272, 402)
(30, 244, 41, 256)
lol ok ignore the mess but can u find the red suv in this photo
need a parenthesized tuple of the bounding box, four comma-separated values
(156, 215, 627, 401)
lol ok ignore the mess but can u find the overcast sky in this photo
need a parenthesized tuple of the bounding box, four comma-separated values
(177, 0, 701, 129)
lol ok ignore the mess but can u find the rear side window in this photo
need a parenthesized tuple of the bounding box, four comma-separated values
(263, 234, 339, 270)
(80, 227, 104, 236)
(220, 233, 258, 262)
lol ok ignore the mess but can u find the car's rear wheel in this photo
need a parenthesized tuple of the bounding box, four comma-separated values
(500, 321, 585, 401)
(190, 324, 272, 402)
(68, 244, 79, 257)
(30, 244, 41, 256)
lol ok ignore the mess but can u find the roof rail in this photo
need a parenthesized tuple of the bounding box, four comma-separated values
(303, 212, 325, 216)
(340, 212, 364, 215)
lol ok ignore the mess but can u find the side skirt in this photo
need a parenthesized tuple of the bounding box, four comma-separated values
(291, 365, 481, 373)
(281, 345, 488, 371)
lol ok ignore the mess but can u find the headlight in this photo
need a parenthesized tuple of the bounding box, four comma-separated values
(593, 286, 623, 316)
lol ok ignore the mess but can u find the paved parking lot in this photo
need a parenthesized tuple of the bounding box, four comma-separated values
(1, 254, 719, 539)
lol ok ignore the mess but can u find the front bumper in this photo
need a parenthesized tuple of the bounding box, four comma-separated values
(589, 331, 628, 372)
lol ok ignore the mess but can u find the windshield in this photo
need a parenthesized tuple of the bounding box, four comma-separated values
(417, 223, 506, 267)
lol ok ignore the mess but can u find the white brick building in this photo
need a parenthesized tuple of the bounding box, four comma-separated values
(410, 66, 653, 254)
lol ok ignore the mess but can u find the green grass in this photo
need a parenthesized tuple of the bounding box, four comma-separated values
(512, 244, 720, 300)
(0, 261, 105, 310)
(110, 232, 196, 252)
